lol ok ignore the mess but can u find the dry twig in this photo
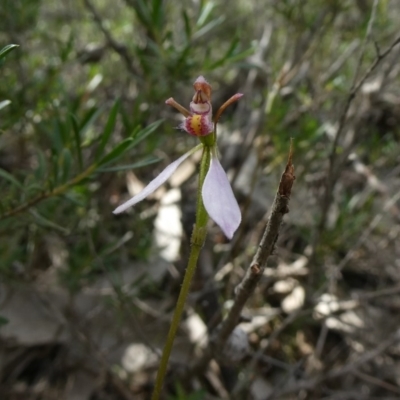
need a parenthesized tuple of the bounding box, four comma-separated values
(269, 328, 400, 398)
(84, 0, 138, 77)
(315, 0, 400, 239)
(183, 141, 295, 380)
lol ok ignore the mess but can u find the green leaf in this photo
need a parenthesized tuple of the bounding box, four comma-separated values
(50, 119, 66, 153)
(207, 41, 254, 70)
(196, 2, 215, 27)
(98, 120, 163, 166)
(29, 210, 70, 234)
(0, 44, 19, 62)
(97, 156, 160, 172)
(97, 138, 134, 166)
(130, 119, 163, 147)
(34, 150, 47, 180)
(79, 105, 103, 137)
(120, 106, 133, 133)
(95, 100, 120, 161)
(192, 15, 225, 40)
(133, 0, 152, 28)
(0, 168, 24, 190)
(26, 183, 46, 196)
(60, 147, 73, 182)
(60, 31, 74, 63)
(51, 154, 60, 185)
(0, 316, 9, 327)
(0, 100, 11, 111)
(182, 10, 192, 42)
(151, 0, 164, 28)
(70, 115, 83, 171)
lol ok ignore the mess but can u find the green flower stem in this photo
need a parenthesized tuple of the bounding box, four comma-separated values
(151, 145, 211, 400)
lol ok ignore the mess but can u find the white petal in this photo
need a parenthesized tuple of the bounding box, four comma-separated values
(202, 154, 241, 239)
(113, 145, 202, 214)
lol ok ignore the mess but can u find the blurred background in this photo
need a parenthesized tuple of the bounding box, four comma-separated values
(1, 0, 400, 399)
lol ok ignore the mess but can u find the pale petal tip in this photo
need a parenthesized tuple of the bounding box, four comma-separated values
(202, 155, 241, 240)
(112, 147, 202, 217)
(195, 75, 207, 83)
(219, 211, 241, 239)
(112, 204, 129, 214)
(222, 221, 240, 240)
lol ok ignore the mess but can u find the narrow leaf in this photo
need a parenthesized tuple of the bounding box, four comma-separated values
(98, 138, 134, 166)
(196, 2, 215, 27)
(60, 147, 73, 182)
(0, 168, 24, 190)
(133, 0, 152, 28)
(98, 120, 163, 166)
(151, 0, 163, 27)
(193, 16, 225, 41)
(79, 105, 103, 136)
(182, 11, 192, 42)
(29, 210, 70, 234)
(51, 154, 60, 185)
(95, 100, 120, 161)
(70, 115, 83, 171)
(0, 44, 19, 62)
(130, 119, 163, 146)
(0, 100, 11, 111)
(120, 106, 133, 133)
(34, 150, 47, 180)
(97, 156, 160, 172)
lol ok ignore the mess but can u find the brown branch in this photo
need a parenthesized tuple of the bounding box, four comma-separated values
(0, 164, 96, 221)
(183, 140, 295, 379)
(268, 328, 400, 399)
(83, 0, 138, 77)
(352, 370, 400, 395)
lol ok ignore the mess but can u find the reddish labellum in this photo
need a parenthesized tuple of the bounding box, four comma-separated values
(183, 114, 213, 137)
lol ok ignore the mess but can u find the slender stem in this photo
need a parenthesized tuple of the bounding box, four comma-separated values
(151, 146, 211, 399)
(0, 164, 97, 221)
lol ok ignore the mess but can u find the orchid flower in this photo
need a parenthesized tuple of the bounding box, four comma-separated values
(113, 76, 243, 239)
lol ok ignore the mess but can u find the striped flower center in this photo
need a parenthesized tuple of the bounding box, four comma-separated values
(184, 114, 213, 137)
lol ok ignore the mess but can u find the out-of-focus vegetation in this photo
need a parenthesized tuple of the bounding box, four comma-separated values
(1, 0, 400, 399)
